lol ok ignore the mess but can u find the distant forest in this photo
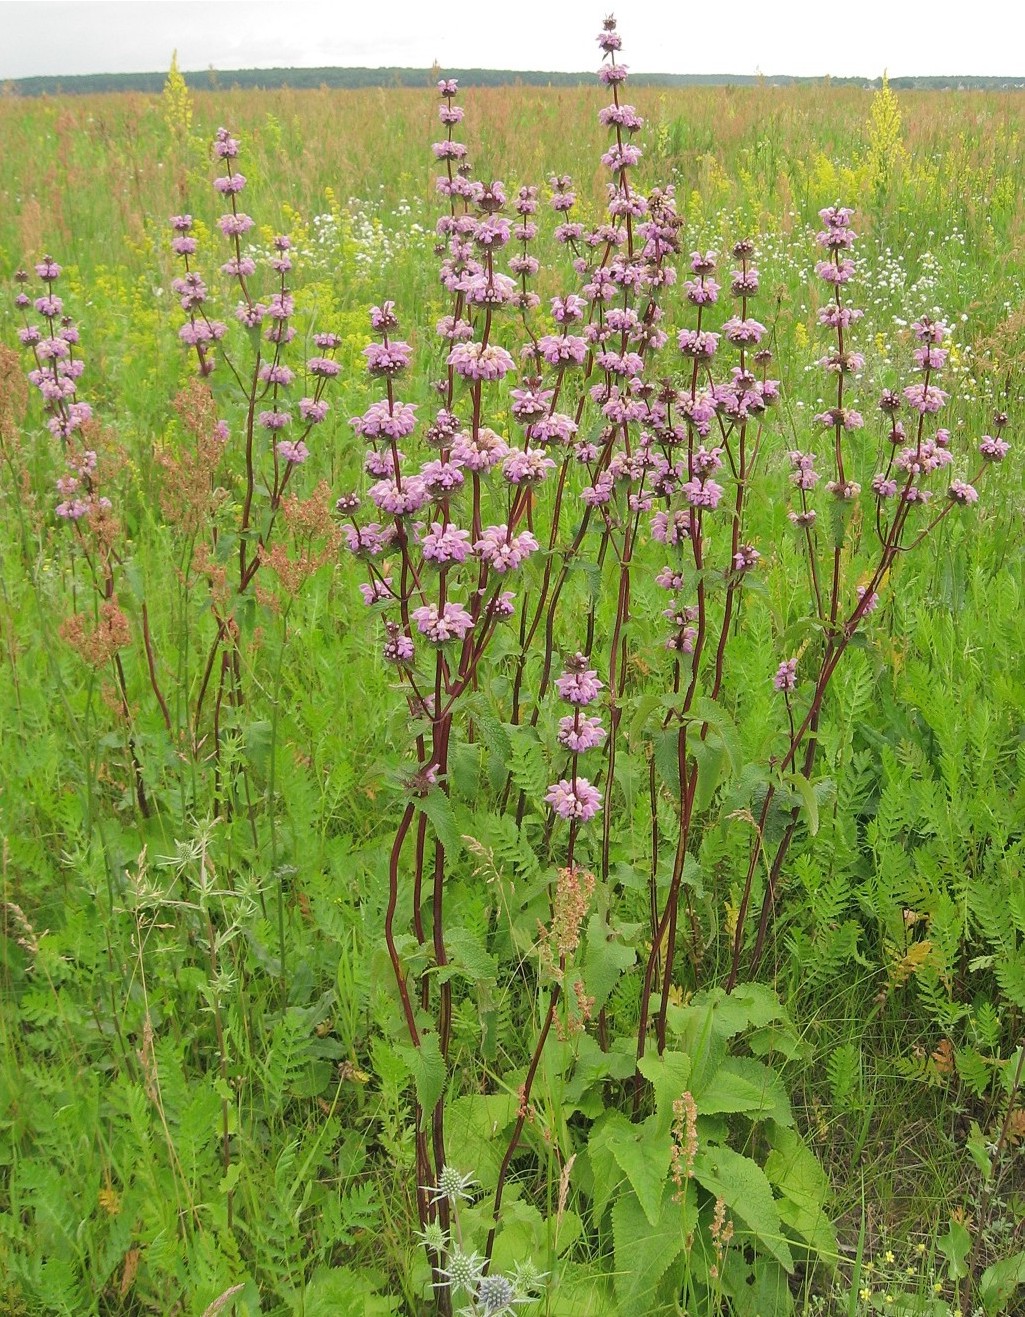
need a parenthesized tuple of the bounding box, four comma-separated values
(5, 66, 1025, 97)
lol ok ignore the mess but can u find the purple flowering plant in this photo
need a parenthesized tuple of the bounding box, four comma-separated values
(5, 13, 1016, 1312)
(326, 18, 1013, 1303)
(11, 125, 346, 988)
(168, 130, 351, 967)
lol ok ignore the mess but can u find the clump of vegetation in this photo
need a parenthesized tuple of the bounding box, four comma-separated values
(0, 13, 1022, 1316)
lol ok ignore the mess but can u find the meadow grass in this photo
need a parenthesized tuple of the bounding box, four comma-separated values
(0, 55, 1024, 1317)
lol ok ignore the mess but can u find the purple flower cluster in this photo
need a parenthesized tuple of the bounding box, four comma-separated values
(546, 653, 605, 822)
(545, 777, 602, 822)
(474, 525, 539, 573)
(810, 206, 864, 499)
(420, 521, 471, 566)
(555, 655, 603, 706)
(345, 246, 541, 669)
(14, 259, 96, 455)
(866, 314, 1004, 520)
(332, 21, 1013, 931)
(412, 602, 474, 645)
(662, 598, 698, 654)
(54, 448, 110, 524)
(773, 657, 798, 693)
(448, 341, 516, 381)
(557, 713, 607, 753)
(168, 129, 339, 475)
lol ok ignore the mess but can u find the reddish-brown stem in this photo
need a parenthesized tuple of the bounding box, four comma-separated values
(726, 495, 915, 987)
(385, 801, 421, 1045)
(141, 601, 173, 734)
(484, 977, 562, 1268)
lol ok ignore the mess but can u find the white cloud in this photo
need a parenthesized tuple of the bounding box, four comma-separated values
(1, 0, 1021, 81)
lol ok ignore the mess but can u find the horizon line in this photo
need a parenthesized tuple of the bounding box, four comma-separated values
(5, 63, 1025, 91)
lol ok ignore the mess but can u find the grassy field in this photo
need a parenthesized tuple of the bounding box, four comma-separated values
(1, 41, 1024, 1317)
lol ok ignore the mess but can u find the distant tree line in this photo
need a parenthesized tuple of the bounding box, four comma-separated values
(3, 66, 1023, 97)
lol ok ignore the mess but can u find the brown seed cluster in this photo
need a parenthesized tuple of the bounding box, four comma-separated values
(0, 344, 29, 447)
(155, 381, 230, 536)
(670, 1091, 698, 1196)
(59, 598, 131, 668)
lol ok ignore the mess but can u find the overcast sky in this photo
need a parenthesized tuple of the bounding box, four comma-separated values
(2, 0, 1022, 81)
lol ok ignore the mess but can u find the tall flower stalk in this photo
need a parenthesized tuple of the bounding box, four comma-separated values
(168, 127, 341, 769)
(725, 213, 1006, 988)
(326, 18, 1013, 1292)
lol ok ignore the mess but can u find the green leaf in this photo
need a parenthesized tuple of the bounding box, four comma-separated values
(685, 983, 788, 1042)
(955, 1044, 992, 1098)
(473, 711, 511, 758)
(628, 692, 664, 744)
(995, 952, 1025, 1010)
(693, 1145, 794, 1273)
(783, 771, 819, 836)
(563, 1033, 636, 1115)
(489, 1200, 544, 1275)
(691, 738, 729, 814)
(607, 1115, 672, 1227)
(827, 494, 849, 548)
(583, 912, 637, 1012)
(653, 725, 681, 793)
(695, 1056, 793, 1127)
(936, 1218, 972, 1281)
(690, 697, 743, 775)
(418, 789, 462, 854)
(506, 725, 550, 802)
(565, 556, 603, 603)
(430, 926, 497, 985)
(449, 740, 484, 797)
(370, 1037, 410, 1092)
(1001, 1047, 1025, 1097)
(612, 1178, 697, 1311)
(218, 1161, 241, 1195)
(586, 1111, 629, 1225)
(720, 1252, 796, 1317)
(395, 1032, 446, 1122)
(764, 1126, 835, 1259)
(445, 1092, 517, 1189)
(243, 718, 274, 774)
(611, 747, 642, 815)
(967, 1120, 994, 1183)
(302, 1266, 400, 1316)
(637, 1050, 692, 1135)
(668, 998, 727, 1095)
(980, 1250, 1025, 1315)
(737, 979, 792, 1022)
(826, 1042, 862, 1111)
